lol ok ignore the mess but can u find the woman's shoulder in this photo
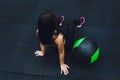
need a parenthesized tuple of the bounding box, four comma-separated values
(54, 33, 65, 45)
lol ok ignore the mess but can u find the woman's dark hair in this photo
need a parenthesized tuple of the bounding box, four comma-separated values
(37, 10, 59, 44)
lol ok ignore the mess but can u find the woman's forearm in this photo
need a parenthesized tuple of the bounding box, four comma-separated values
(40, 42, 45, 53)
(59, 50, 65, 65)
(58, 44, 65, 65)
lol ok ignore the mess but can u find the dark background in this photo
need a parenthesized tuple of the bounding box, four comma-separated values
(0, 0, 120, 80)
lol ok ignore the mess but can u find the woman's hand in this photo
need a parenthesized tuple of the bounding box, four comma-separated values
(34, 50, 44, 56)
(60, 64, 70, 75)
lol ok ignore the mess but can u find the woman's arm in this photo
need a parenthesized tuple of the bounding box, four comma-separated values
(35, 42, 46, 57)
(35, 29, 45, 56)
(39, 42, 45, 55)
(55, 34, 70, 75)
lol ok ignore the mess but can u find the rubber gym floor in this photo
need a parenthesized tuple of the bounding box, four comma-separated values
(0, 0, 120, 80)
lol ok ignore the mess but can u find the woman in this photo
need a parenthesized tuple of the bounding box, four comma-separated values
(34, 10, 70, 75)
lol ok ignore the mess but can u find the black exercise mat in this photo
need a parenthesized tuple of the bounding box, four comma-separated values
(0, 0, 120, 80)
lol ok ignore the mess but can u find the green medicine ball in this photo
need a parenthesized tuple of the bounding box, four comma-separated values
(72, 37, 100, 64)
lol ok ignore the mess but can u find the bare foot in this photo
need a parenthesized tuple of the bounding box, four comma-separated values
(34, 50, 44, 56)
